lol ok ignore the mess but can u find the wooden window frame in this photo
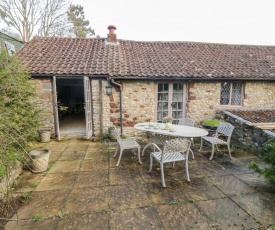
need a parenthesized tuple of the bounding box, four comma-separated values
(154, 82, 187, 122)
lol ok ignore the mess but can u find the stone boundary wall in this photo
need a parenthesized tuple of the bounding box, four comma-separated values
(216, 109, 275, 150)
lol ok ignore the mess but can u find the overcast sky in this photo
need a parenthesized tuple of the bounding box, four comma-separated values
(72, 0, 275, 46)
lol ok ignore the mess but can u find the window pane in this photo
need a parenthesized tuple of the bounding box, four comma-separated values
(220, 82, 230, 105)
(163, 111, 168, 117)
(178, 102, 183, 109)
(163, 102, 168, 110)
(163, 93, 168, 101)
(158, 94, 162, 101)
(163, 83, 169, 92)
(158, 84, 163, 92)
(231, 83, 242, 105)
(172, 102, 177, 109)
(157, 112, 162, 120)
(157, 102, 162, 110)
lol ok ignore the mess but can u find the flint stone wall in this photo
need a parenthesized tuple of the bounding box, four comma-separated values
(216, 110, 275, 150)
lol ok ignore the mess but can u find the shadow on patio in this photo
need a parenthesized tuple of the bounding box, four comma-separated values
(4, 139, 275, 229)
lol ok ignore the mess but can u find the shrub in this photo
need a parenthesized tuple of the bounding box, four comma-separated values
(0, 50, 42, 203)
(249, 137, 275, 184)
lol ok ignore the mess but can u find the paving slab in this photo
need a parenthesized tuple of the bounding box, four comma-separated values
(155, 203, 211, 229)
(15, 190, 68, 219)
(85, 149, 109, 160)
(4, 217, 58, 230)
(209, 175, 257, 196)
(80, 159, 108, 171)
(146, 181, 187, 204)
(48, 151, 62, 162)
(14, 171, 45, 193)
(109, 184, 151, 210)
(65, 187, 109, 213)
(236, 173, 275, 193)
(196, 197, 260, 229)
(231, 193, 275, 227)
(110, 207, 162, 229)
(110, 168, 143, 185)
(74, 170, 109, 188)
(56, 212, 109, 230)
(48, 160, 82, 173)
(58, 150, 86, 161)
(34, 172, 77, 191)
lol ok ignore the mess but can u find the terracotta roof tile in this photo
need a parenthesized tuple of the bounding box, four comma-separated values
(16, 37, 275, 78)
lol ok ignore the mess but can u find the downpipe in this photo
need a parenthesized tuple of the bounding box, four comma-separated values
(110, 79, 123, 135)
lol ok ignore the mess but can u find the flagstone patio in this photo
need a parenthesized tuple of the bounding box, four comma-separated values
(4, 139, 275, 229)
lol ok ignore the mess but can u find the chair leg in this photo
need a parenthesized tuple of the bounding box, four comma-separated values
(185, 159, 190, 182)
(149, 154, 153, 172)
(209, 144, 215, 160)
(160, 163, 166, 187)
(142, 143, 152, 156)
(227, 144, 233, 159)
(191, 137, 194, 146)
(190, 148, 195, 160)
(116, 149, 124, 166)
(114, 143, 119, 157)
(199, 138, 203, 152)
(137, 147, 142, 164)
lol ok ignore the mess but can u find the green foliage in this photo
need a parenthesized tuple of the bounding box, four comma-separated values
(67, 4, 95, 38)
(0, 50, 42, 197)
(32, 213, 43, 221)
(99, 133, 110, 142)
(202, 119, 222, 127)
(249, 137, 275, 184)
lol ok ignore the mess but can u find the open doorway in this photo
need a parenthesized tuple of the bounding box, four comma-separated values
(56, 78, 85, 137)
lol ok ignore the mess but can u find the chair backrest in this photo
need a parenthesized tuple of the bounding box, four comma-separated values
(178, 118, 195, 127)
(162, 138, 191, 162)
(217, 122, 235, 142)
(109, 126, 121, 142)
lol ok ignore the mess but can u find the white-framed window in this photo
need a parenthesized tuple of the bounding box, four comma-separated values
(4, 41, 15, 56)
(220, 82, 244, 106)
(156, 82, 187, 124)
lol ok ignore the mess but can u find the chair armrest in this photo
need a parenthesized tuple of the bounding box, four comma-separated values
(151, 143, 162, 152)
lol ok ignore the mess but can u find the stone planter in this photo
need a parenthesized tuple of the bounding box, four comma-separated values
(38, 128, 52, 142)
(29, 149, 51, 173)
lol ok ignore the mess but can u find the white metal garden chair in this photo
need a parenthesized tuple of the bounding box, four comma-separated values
(199, 122, 235, 160)
(178, 118, 195, 159)
(142, 133, 173, 156)
(112, 127, 142, 167)
(149, 138, 191, 187)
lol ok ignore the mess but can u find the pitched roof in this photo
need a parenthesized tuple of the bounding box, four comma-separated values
(17, 36, 275, 79)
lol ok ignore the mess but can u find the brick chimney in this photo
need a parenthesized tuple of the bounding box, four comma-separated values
(107, 25, 117, 43)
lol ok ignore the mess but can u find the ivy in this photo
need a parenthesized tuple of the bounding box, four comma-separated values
(249, 137, 275, 184)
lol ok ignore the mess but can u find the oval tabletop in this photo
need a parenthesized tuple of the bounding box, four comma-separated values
(134, 122, 208, 138)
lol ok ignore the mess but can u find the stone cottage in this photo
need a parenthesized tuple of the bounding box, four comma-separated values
(16, 25, 275, 140)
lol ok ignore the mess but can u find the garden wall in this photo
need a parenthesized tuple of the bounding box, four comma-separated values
(216, 110, 275, 150)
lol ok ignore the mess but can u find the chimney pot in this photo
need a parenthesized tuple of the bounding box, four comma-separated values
(107, 25, 117, 43)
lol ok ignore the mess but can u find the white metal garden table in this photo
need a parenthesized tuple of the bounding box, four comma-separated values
(134, 122, 208, 158)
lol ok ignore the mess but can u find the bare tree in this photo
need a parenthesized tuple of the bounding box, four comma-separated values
(0, 0, 70, 42)
(0, 0, 41, 42)
(38, 0, 70, 37)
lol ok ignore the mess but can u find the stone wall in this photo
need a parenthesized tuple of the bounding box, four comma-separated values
(216, 110, 275, 150)
(188, 81, 275, 125)
(244, 82, 275, 108)
(33, 78, 54, 130)
(103, 80, 155, 137)
(188, 82, 221, 124)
